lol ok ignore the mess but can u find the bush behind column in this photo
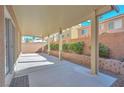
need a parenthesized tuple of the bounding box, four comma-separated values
(50, 42, 84, 54)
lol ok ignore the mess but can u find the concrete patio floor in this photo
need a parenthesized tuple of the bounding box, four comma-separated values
(14, 53, 117, 87)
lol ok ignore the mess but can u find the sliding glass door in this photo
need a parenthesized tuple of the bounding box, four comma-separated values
(5, 18, 15, 75)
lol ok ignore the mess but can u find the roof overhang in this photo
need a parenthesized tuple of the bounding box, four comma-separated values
(12, 5, 113, 37)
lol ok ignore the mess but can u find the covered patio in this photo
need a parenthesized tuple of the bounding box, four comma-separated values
(10, 53, 116, 87)
(0, 5, 120, 87)
(13, 5, 117, 75)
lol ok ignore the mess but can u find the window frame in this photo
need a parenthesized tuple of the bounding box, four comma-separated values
(114, 19, 122, 29)
(81, 29, 88, 35)
(108, 21, 114, 30)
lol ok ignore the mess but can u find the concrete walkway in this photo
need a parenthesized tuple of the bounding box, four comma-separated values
(14, 53, 117, 87)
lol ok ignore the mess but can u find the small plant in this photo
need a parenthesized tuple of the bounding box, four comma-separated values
(88, 43, 110, 58)
(99, 43, 110, 58)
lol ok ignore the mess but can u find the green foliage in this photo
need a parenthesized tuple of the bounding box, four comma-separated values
(50, 43, 59, 50)
(88, 43, 110, 58)
(63, 43, 69, 52)
(99, 43, 110, 58)
(50, 42, 109, 57)
(68, 42, 84, 54)
(50, 42, 84, 54)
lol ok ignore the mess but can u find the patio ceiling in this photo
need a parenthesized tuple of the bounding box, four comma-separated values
(13, 5, 113, 37)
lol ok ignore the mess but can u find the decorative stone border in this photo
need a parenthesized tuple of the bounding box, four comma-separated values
(45, 50, 124, 75)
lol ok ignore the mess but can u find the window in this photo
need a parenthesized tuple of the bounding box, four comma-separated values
(108, 21, 114, 30)
(114, 19, 122, 29)
(81, 30, 88, 35)
(54, 33, 59, 40)
(50, 35, 54, 41)
(99, 24, 104, 30)
(108, 19, 122, 30)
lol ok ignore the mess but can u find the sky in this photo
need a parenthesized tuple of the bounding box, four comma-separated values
(81, 5, 124, 26)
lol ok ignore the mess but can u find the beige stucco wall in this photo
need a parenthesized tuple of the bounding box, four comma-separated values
(0, 6, 5, 87)
(0, 6, 22, 87)
(71, 28, 78, 39)
(21, 43, 43, 53)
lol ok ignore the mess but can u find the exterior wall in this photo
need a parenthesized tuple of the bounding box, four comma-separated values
(100, 32, 124, 59)
(0, 6, 5, 87)
(71, 28, 78, 39)
(62, 30, 71, 41)
(78, 14, 124, 37)
(53, 33, 59, 42)
(78, 26, 91, 38)
(62, 37, 91, 55)
(65, 32, 124, 59)
(60, 15, 124, 59)
(21, 43, 43, 53)
(3, 6, 21, 86)
(52, 15, 124, 43)
(46, 15, 124, 59)
(99, 14, 124, 34)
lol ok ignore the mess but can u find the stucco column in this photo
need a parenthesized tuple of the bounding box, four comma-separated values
(48, 35, 50, 55)
(17, 31, 21, 54)
(59, 28, 63, 60)
(42, 38, 45, 53)
(91, 10, 99, 75)
(0, 6, 5, 87)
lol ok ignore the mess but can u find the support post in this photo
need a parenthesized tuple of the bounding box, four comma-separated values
(59, 28, 63, 60)
(91, 10, 99, 75)
(48, 35, 50, 55)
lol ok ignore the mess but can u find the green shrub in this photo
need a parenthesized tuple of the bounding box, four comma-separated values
(68, 42, 84, 54)
(63, 43, 69, 52)
(88, 43, 110, 58)
(99, 43, 110, 58)
(50, 42, 84, 54)
(50, 43, 59, 50)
